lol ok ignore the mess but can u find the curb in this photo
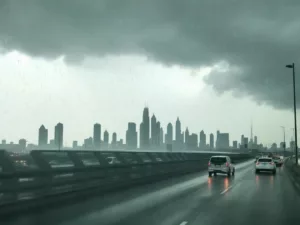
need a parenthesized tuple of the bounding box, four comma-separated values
(284, 157, 300, 193)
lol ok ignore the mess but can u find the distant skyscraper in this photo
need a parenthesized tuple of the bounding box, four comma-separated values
(151, 114, 157, 146)
(112, 132, 117, 144)
(160, 127, 164, 146)
(244, 137, 249, 148)
(166, 123, 173, 145)
(156, 121, 161, 147)
(185, 128, 190, 149)
(209, 133, 214, 150)
(233, 141, 238, 149)
(199, 130, 206, 149)
(126, 122, 137, 149)
(216, 132, 229, 149)
(139, 122, 144, 148)
(254, 136, 258, 145)
(104, 130, 109, 144)
(216, 130, 220, 148)
(189, 133, 198, 150)
(72, 141, 78, 149)
(93, 123, 101, 149)
(140, 107, 150, 149)
(84, 137, 93, 149)
(18, 139, 27, 150)
(38, 125, 48, 146)
(175, 117, 181, 143)
(54, 123, 63, 149)
(241, 135, 244, 147)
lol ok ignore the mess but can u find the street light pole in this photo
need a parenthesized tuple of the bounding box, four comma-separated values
(286, 63, 298, 165)
(281, 126, 286, 155)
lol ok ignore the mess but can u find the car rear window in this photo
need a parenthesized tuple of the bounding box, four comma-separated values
(258, 158, 272, 162)
(210, 157, 227, 163)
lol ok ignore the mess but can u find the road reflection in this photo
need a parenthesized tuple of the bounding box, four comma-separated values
(224, 177, 229, 189)
(207, 177, 212, 190)
(255, 175, 259, 186)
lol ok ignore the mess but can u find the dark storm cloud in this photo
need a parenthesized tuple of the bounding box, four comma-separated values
(1, 0, 300, 109)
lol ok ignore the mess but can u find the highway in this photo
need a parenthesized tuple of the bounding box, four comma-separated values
(3, 159, 300, 225)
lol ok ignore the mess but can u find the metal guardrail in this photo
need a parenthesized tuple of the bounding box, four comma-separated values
(0, 149, 253, 213)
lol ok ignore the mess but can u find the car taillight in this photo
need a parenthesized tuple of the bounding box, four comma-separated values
(208, 162, 211, 166)
(226, 162, 229, 167)
(256, 162, 260, 165)
(269, 162, 274, 165)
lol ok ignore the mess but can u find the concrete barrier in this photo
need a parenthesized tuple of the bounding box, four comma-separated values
(0, 149, 253, 215)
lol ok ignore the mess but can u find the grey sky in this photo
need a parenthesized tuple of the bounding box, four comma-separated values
(1, 0, 300, 109)
(0, 0, 299, 145)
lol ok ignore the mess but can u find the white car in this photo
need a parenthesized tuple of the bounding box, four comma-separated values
(208, 156, 235, 177)
(255, 157, 276, 174)
(272, 156, 283, 167)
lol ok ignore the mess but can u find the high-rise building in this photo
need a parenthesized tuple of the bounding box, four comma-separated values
(233, 141, 238, 149)
(72, 141, 78, 149)
(54, 123, 63, 149)
(216, 130, 220, 149)
(185, 128, 190, 149)
(140, 107, 150, 149)
(189, 133, 198, 150)
(175, 117, 181, 143)
(126, 122, 137, 149)
(254, 136, 258, 145)
(139, 122, 144, 149)
(199, 130, 206, 149)
(156, 121, 161, 147)
(112, 132, 117, 144)
(84, 137, 93, 149)
(151, 114, 157, 146)
(209, 133, 214, 150)
(217, 132, 229, 149)
(160, 127, 164, 146)
(241, 135, 244, 148)
(244, 137, 249, 149)
(93, 123, 101, 149)
(166, 123, 173, 145)
(18, 139, 27, 150)
(104, 130, 109, 144)
(38, 125, 48, 146)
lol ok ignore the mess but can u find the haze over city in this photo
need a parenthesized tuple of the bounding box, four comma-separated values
(0, 0, 299, 146)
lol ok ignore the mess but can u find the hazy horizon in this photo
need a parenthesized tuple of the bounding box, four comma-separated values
(1, 1, 299, 146)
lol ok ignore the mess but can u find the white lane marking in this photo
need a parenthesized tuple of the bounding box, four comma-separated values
(220, 185, 233, 194)
(180, 221, 188, 225)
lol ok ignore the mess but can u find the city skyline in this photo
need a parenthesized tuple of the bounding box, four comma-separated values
(1, 107, 288, 150)
(0, 1, 299, 152)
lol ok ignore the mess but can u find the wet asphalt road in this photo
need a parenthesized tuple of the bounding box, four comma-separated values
(4, 159, 300, 225)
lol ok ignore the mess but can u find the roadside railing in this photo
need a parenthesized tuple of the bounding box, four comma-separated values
(0, 149, 253, 213)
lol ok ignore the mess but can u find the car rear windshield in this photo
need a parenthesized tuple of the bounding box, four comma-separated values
(258, 158, 272, 162)
(210, 157, 227, 164)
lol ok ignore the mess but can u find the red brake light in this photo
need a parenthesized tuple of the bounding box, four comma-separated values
(256, 162, 260, 165)
(226, 162, 229, 167)
(208, 162, 211, 166)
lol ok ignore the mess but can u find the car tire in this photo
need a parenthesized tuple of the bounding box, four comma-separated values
(232, 170, 235, 176)
(227, 170, 231, 177)
(214, 172, 217, 176)
(273, 170, 276, 175)
(208, 172, 212, 177)
(255, 169, 259, 174)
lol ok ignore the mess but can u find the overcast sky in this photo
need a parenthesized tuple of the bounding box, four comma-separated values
(0, 0, 300, 146)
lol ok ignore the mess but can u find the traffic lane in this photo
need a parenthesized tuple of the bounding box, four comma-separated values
(3, 159, 253, 225)
(109, 160, 254, 225)
(185, 164, 300, 225)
